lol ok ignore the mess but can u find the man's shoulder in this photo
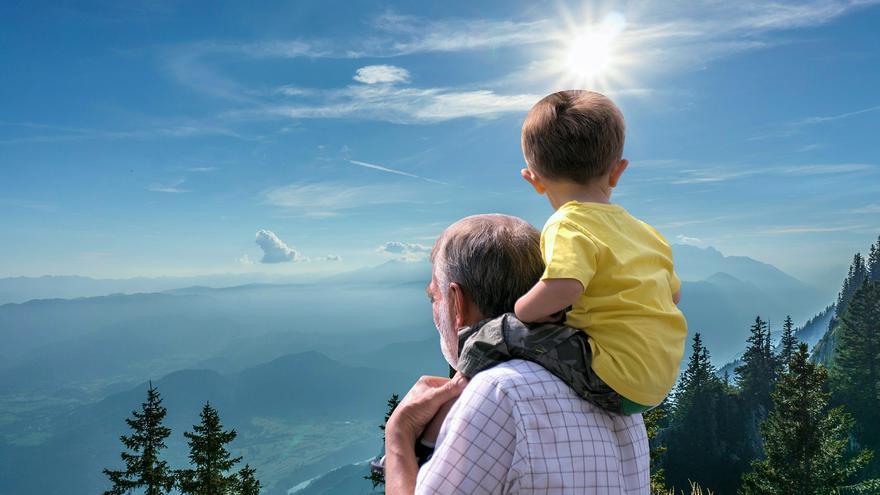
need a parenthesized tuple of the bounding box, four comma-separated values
(468, 359, 575, 402)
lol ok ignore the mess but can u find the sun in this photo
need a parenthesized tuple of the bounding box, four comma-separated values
(565, 31, 615, 81)
(554, 12, 628, 87)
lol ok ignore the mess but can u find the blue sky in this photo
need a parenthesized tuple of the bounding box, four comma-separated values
(1, 0, 879, 289)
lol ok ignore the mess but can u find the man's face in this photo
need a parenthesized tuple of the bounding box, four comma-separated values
(427, 270, 459, 369)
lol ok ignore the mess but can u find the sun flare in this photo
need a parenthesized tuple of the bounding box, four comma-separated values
(554, 12, 628, 88)
(565, 31, 615, 80)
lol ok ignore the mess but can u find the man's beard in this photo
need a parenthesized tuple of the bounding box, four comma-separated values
(436, 299, 459, 370)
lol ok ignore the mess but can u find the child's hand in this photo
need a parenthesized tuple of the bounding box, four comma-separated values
(673, 290, 681, 305)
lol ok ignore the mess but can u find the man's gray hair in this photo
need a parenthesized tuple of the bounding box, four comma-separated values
(432, 214, 543, 318)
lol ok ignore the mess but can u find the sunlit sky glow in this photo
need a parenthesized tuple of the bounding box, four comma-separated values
(1, 0, 879, 292)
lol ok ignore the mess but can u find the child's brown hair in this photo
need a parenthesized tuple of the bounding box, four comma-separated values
(521, 90, 625, 184)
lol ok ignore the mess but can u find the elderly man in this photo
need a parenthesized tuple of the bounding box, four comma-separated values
(385, 214, 650, 494)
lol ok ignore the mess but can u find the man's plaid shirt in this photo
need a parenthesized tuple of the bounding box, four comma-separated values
(415, 359, 650, 494)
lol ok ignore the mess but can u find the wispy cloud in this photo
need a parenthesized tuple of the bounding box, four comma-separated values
(353, 65, 411, 84)
(262, 181, 419, 217)
(358, 13, 552, 56)
(775, 163, 876, 175)
(149, 178, 191, 193)
(794, 143, 824, 153)
(789, 104, 880, 126)
(156, 2, 879, 128)
(758, 225, 867, 235)
(671, 162, 876, 184)
(671, 168, 757, 185)
(259, 83, 540, 124)
(675, 235, 704, 246)
(349, 160, 448, 185)
(751, 103, 880, 140)
(0, 197, 56, 211)
(842, 203, 880, 214)
(0, 120, 244, 145)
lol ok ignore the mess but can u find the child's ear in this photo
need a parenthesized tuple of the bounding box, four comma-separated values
(609, 159, 629, 188)
(521, 168, 547, 195)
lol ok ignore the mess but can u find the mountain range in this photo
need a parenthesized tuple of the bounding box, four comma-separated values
(0, 244, 838, 494)
(0, 351, 415, 495)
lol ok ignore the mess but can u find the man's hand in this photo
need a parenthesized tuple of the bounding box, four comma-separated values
(385, 374, 468, 495)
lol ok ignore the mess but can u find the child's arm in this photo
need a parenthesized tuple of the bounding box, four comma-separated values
(514, 278, 584, 323)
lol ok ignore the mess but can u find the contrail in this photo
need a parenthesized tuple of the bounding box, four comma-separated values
(349, 160, 448, 185)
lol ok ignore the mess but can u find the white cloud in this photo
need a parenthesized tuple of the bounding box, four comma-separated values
(317, 254, 342, 261)
(255, 230, 303, 263)
(675, 235, 704, 246)
(379, 241, 432, 260)
(265, 84, 539, 124)
(353, 65, 411, 85)
(149, 178, 191, 193)
(238, 253, 254, 265)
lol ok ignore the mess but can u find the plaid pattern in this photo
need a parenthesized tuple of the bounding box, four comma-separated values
(415, 360, 650, 494)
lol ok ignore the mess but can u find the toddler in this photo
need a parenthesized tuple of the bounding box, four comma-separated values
(457, 90, 687, 415)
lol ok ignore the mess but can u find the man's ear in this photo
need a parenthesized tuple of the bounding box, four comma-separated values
(609, 159, 629, 188)
(448, 282, 469, 329)
(521, 168, 547, 195)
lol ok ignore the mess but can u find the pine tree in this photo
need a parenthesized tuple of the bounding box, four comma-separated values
(644, 402, 669, 493)
(177, 402, 242, 495)
(236, 464, 261, 495)
(836, 254, 869, 320)
(830, 280, 880, 475)
(102, 382, 175, 495)
(867, 235, 880, 281)
(779, 315, 798, 371)
(735, 316, 780, 413)
(734, 316, 781, 468)
(739, 344, 872, 494)
(675, 334, 714, 402)
(365, 393, 401, 488)
(664, 333, 734, 492)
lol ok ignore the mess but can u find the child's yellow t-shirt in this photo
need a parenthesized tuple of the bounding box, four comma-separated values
(540, 200, 688, 406)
